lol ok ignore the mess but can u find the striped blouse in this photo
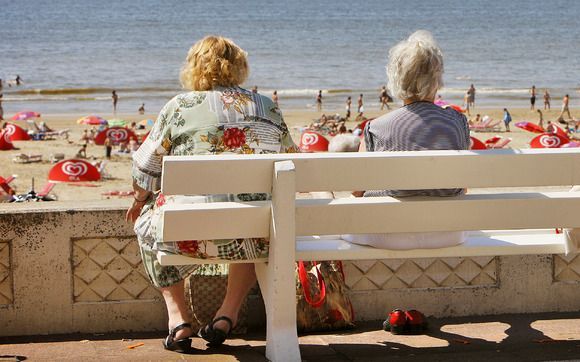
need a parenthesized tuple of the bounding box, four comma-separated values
(364, 101, 470, 197)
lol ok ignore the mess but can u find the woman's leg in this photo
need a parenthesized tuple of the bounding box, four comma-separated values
(160, 280, 192, 340)
(212, 263, 257, 331)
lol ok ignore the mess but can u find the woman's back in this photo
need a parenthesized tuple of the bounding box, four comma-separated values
(364, 101, 469, 197)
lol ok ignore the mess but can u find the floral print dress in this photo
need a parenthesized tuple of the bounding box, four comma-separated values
(132, 86, 298, 287)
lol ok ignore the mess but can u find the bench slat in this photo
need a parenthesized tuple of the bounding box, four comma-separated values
(157, 230, 567, 265)
(162, 201, 270, 242)
(160, 192, 580, 241)
(161, 149, 580, 195)
(296, 192, 580, 235)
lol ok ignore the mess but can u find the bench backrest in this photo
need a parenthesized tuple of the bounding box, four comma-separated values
(160, 149, 580, 242)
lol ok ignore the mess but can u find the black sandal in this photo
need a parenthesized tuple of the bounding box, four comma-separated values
(163, 322, 192, 352)
(198, 316, 234, 347)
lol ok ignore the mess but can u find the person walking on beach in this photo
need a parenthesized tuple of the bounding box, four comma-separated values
(558, 94, 572, 120)
(544, 89, 551, 110)
(530, 85, 537, 111)
(316, 90, 322, 111)
(112, 90, 119, 114)
(357, 94, 364, 115)
(467, 84, 476, 108)
(138, 103, 145, 115)
(0, 94, 4, 121)
(463, 92, 471, 116)
(380, 86, 390, 110)
(272, 90, 279, 107)
(503, 108, 512, 132)
(345, 96, 352, 120)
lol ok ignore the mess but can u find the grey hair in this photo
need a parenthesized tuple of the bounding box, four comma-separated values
(386, 30, 444, 101)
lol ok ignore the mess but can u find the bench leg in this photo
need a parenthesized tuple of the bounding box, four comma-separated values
(256, 262, 300, 362)
(255, 160, 300, 362)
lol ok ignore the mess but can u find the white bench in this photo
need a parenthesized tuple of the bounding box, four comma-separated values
(157, 149, 580, 362)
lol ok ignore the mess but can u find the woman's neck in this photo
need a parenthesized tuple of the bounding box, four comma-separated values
(404, 97, 435, 105)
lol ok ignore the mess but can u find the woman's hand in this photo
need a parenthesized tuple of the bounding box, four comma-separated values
(125, 199, 147, 224)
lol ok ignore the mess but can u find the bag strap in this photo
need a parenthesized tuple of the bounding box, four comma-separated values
(298, 261, 326, 308)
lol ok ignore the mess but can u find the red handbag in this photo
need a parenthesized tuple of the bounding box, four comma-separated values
(296, 260, 355, 332)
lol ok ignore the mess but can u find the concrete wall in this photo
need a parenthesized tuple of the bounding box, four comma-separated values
(1, 202, 580, 337)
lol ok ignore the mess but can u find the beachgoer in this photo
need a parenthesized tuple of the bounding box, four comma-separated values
(272, 90, 278, 106)
(316, 90, 322, 111)
(0, 94, 3, 121)
(39, 121, 53, 133)
(345, 30, 468, 250)
(380, 86, 390, 110)
(76, 144, 87, 159)
(126, 35, 299, 353)
(81, 129, 90, 145)
(503, 108, 512, 132)
(463, 91, 471, 116)
(15, 75, 22, 86)
(467, 84, 476, 108)
(530, 85, 536, 111)
(537, 109, 544, 128)
(138, 103, 145, 115)
(544, 89, 551, 110)
(104, 136, 113, 159)
(546, 120, 555, 134)
(89, 127, 96, 142)
(0, 79, 3, 92)
(471, 114, 481, 126)
(112, 90, 119, 114)
(345, 96, 352, 120)
(559, 94, 572, 120)
(251, 85, 258, 93)
(357, 94, 364, 115)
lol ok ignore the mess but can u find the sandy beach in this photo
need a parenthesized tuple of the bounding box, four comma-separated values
(1, 105, 577, 202)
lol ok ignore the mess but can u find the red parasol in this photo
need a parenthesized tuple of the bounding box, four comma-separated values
(4, 123, 31, 141)
(469, 136, 487, 150)
(48, 159, 101, 183)
(299, 131, 329, 152)
(94, 127, 137, 145)
(515, 121, 544, 134)
(0, 130, 15, 150)
(530, 133, 569, 148)
(11, 111, 41, 121)
(77, 115, 108, 125)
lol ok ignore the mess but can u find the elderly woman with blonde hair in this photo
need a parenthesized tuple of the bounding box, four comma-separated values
(126, 35, 298, 353)
(344, 30, 470, 250)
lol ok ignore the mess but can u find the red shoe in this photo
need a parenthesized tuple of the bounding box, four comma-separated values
(404, 309, 428, 334)
(382, 309, 408, 334)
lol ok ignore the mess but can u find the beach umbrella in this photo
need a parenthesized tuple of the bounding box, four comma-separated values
(530, 133, 569, 148)
(4, 123, 31, 141)
(139, 119, 155, 127)
(77, 115, 108, 125)
(11, 111, 41, 121)
(299, 131, 329, 152)
(48, 159, 101, 183)
(94, 126, 137, 145)
(0, 130, 15, 150)
(107, 118, 127, 127)
(550, 124, 569, 141)
(469, 136, 487, 150)
(515, 121, 544, 134)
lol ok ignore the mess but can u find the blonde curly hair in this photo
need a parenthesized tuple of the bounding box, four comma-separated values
(180, 36, 249, 91)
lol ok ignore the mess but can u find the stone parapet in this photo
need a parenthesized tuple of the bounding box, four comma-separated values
(1, 202, 579, 336)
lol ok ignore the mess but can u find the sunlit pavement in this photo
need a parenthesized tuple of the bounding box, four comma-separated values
(1, 312, 580, 361)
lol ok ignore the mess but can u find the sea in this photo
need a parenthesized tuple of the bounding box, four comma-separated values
(1, 0, 580, 116)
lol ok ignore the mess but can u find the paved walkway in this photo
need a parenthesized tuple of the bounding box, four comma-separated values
(1, 312, 580, 361)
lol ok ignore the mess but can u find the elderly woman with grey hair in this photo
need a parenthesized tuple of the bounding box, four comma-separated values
(344, 30, 470, 250)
